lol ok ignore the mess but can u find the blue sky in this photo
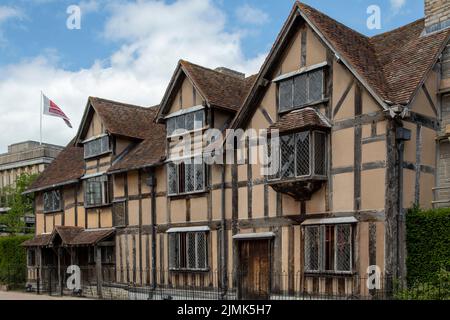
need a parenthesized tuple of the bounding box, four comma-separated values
(0, 0, 425, 151)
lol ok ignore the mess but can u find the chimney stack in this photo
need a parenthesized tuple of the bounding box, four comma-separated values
(424, 0, 450, 34)
(215, 67, 245, 79)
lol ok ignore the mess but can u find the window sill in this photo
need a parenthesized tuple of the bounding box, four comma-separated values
(84, 150, 112, 160)
(169, 268, 210, 274)
(43, 209, 63, 214)
(168, 190, 209, 200)
(304, 271, 356, 277)
(278, 98, 330, 115)
(84, 203, 111, 210)
(167, 126, 210, 140)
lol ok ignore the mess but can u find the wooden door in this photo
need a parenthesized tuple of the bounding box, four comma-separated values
(238, 240, 271, 300)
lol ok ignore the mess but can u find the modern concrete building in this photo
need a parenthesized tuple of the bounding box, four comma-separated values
(0, 141, 63, 231)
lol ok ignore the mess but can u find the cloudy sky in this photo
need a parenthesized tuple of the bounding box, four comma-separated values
(0, 0, 423, 153)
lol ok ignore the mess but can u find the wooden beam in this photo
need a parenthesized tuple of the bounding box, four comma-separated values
(422, 85, 438, 117)
(333, 80, 354, 118)
(415, 124, 422, 205)
(354, 84, 362, 212)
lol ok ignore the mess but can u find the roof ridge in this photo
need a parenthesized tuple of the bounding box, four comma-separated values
(180, 59, 247, 81)
(297, 2, 369, 40)
(370, 18, 424, 40)
(89, 96, 151, 111)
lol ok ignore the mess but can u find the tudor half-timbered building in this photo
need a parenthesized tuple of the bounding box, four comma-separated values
(24, 1, 450, 299)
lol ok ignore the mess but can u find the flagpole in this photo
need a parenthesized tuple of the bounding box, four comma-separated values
(40, 91, 43, 145)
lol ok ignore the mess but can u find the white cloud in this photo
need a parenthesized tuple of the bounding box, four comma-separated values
(0, 0, 266, 152)
(390, 0, 406, 11)
(0, 6, 24, 25)
(235, 4, 269, 25)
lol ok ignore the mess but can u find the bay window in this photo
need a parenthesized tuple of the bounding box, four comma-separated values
(269, 130, 327, 180)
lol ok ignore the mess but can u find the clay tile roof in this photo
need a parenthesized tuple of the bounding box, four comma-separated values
(108, 105, 167, 173)
(370, 19, 449, 105)
(269, 108, 331, 134)
(297, 2, 450, 105)
(22, 233, 52, 247)
(89, 97, 158, 140)
(180, 60, 257, 111)
(26, 141, 84, 193)
(53, 226, 84, 244)
(67, 228, 114, 246)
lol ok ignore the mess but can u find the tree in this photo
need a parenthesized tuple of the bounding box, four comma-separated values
(0, 173, 37, 235)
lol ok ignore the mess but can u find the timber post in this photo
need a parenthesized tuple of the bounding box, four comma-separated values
(96, 245, 103, 298)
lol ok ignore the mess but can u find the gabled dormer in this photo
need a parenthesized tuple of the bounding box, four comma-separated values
(156, 60, 256, 197)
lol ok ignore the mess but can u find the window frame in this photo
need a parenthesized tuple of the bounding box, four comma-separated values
(83, 134, 111, 159)
(27, 248, 36, 267)
(84, 175, 109, 208)
(169, 231, 209, 272)
(268, 130, 328, 181)
(167, 158, 207, 197)
(304, 224, 353, 274)
(277, 68, 326, 113)
(43, 189, 62, 214)
(166, 109, 206, 138)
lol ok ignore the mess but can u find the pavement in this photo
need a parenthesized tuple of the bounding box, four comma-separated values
(0, 290, 89, 300)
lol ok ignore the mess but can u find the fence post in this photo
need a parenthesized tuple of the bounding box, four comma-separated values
(96, 246, 103, 299)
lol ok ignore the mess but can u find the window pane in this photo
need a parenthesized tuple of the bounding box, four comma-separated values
(185, 163, 195, 192)
(279, 79, 293, 112)
(324, 225, 335, 271)
(280, 135, 295, 178)
(169, 233, 179, 269)
(185, 112, 195, 131)
(167, 118, 175, 136)
(194, 111, 204, 130)
(101, 136, 109, 153)
(196, 233, 207, 269)
(305, 226, 320, 271)
(314, 132, 326, 176)
(187, 233, 196, 269)
(308, 70, 323, 103)
(296, 132, 310, 176)
(293, 74, 308, 107)
(336, 225, 352, 272)
(195, 163, 204, 191)
(167, 163, 178, 195)
(176, 115, 185, 132)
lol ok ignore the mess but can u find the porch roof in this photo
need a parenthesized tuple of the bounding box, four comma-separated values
(21, 233, 52, 247)
(22, 227, 115, 247)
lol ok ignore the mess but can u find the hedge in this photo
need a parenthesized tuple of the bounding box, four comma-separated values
(0, 235, 32, 286)
(406, 207, 450, 284)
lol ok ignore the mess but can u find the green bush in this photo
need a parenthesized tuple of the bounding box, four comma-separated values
(0, 235, 32, 286)
(406, 206, 450, 284)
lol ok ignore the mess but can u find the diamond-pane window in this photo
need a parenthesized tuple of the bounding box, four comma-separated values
(305, 226, 320, 272)
(280, 135, 295, 178)
(294, 74, 308, 107)
(279, 78, 293, 112)
(169, 232, 208, 271)
(308, 70, 323, 102)
(336, 224, 352, 272)
(304, 224, 352, 273)
(278, 68, 325, 112)
(314, 131, 326, 176)
(296, 132, 310, 176)
(43, 190, 61, 213)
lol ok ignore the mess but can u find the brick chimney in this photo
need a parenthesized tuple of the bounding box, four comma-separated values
(215, 67, 245, 79)
(424, 0, 450, 34)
